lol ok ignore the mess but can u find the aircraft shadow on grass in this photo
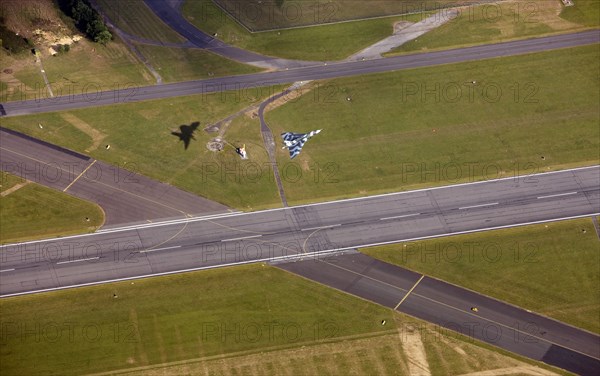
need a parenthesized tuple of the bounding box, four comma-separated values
(171, 121, 200, 150)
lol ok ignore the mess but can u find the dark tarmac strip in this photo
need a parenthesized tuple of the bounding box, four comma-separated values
(0, 127, 230, 226)
(276, 253, 600, 375)
(2, 30, 598, 117)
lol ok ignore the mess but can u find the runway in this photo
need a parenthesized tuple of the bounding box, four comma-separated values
(1, 165, 597, 297)
(0, 127, 230, 226)
(276, 253, 600, 375)
(1, 30, 598, 117)
(1, 165, 598, 374)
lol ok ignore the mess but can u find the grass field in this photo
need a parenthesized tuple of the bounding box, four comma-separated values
(0, 0, 155, 102)
(388, 0, 599, 55)
(266, 45, 600, 204)
(211, 0, 481, 30)
(3, 46, 598, 210)
(182, 0, 429, 61)
(134, 44, 263, 82)
(0, 35, 153, 103)
(94, 0, 186, 43)
(560, 0, 600, 26)
(0, 172, 104, 244)
(363, 218, 600, 334)
(0, 264, 566, 375)
(0, 87, 283, 210)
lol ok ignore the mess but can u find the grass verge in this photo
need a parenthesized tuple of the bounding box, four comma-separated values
(182, 0, 428, 61)
(94, 0, 186, 43)
(266, 45, 600, 205)
(212, 0, 481, 30)
(133, 44, 263, 82)
(0, 172, 104, 244)
(387, 0, 599, 55)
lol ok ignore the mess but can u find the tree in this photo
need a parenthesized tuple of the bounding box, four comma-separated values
(94, 30, 111, 45)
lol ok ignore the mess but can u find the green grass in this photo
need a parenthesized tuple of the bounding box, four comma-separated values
(211, 0, 481, 30)
(183, 0, 429, 61)
(388, 0, 598, 55)
(0, 88, 283, 210)
(265, 45, 600, 204)
(362, 218, 600, 334)
(0, 264, 567, 375)
(134, 44, 263, 82)
(3, 46, 597, 210)
(0, 36, 154, 102)
(0, 172, 104, 244)
(0, 264, 395, 375)
(560, 0, 600, 26)
(0, 172, 23, 191)
(95, 0, 186, 43)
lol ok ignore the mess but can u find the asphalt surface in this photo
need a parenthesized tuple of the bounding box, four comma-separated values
(0, 127, 230, 226)
(1, 165, 597, 295)
(1, 30, 598, 117)
(258, 88, 293, 207)
(276, 253, 600, 375)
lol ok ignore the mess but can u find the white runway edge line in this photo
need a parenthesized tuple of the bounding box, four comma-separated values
(140, 245, 181, 253)
(537, 192, 578, 199)
(459, 202, 499, 210)
(324, 212, 600, 253)
(2, 213, 598, 298)
(56, 256, 99, 265)
(97, 211, 243, 233)
(0, 269, 15, 273)
(380, 213, 421, 221)
(0, 249, 350, 298)
(301, 224, 341, 231)
(221, 234, 262, 242)
(1, 165, 597, 248)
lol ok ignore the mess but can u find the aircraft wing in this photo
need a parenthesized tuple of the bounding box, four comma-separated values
(281, 130, 321, 159)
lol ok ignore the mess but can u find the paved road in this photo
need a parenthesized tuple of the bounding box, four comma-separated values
(1, 165, 597, 296)
(1, 30, 598, 117)
(0, 127, 230, 227)
(276, 253, 600, 375)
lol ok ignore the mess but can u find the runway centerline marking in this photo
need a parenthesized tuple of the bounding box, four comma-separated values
(301, 224, 341, 232)
(0, 269, 15, 273)
(380, 213, 421, 221)
(63, 160, 97, 192)
(394, 275, 425, 310)
(221, 235, 262, 242)
(459, 203, 498, 210)
(56, 256, 99, 265)
(140, 245, 181, 253)
(537, 192, 577, 199)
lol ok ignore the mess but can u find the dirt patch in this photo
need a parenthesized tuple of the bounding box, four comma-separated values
(0, 181, 30, 197)
(399, 323, 432, 376)
(394, 21, 414, 34)
(60, 113, 106, 152)
(2, 1, 82, 58)
(206, 138, 225, 152)
(88, 331, 401, 376)
(264, 82, 316, 114)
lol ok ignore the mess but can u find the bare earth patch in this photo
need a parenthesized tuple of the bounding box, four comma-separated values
(399, 323, 432, 376)
(0, 181, 30, 197)
(59, 113, 107, 152)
